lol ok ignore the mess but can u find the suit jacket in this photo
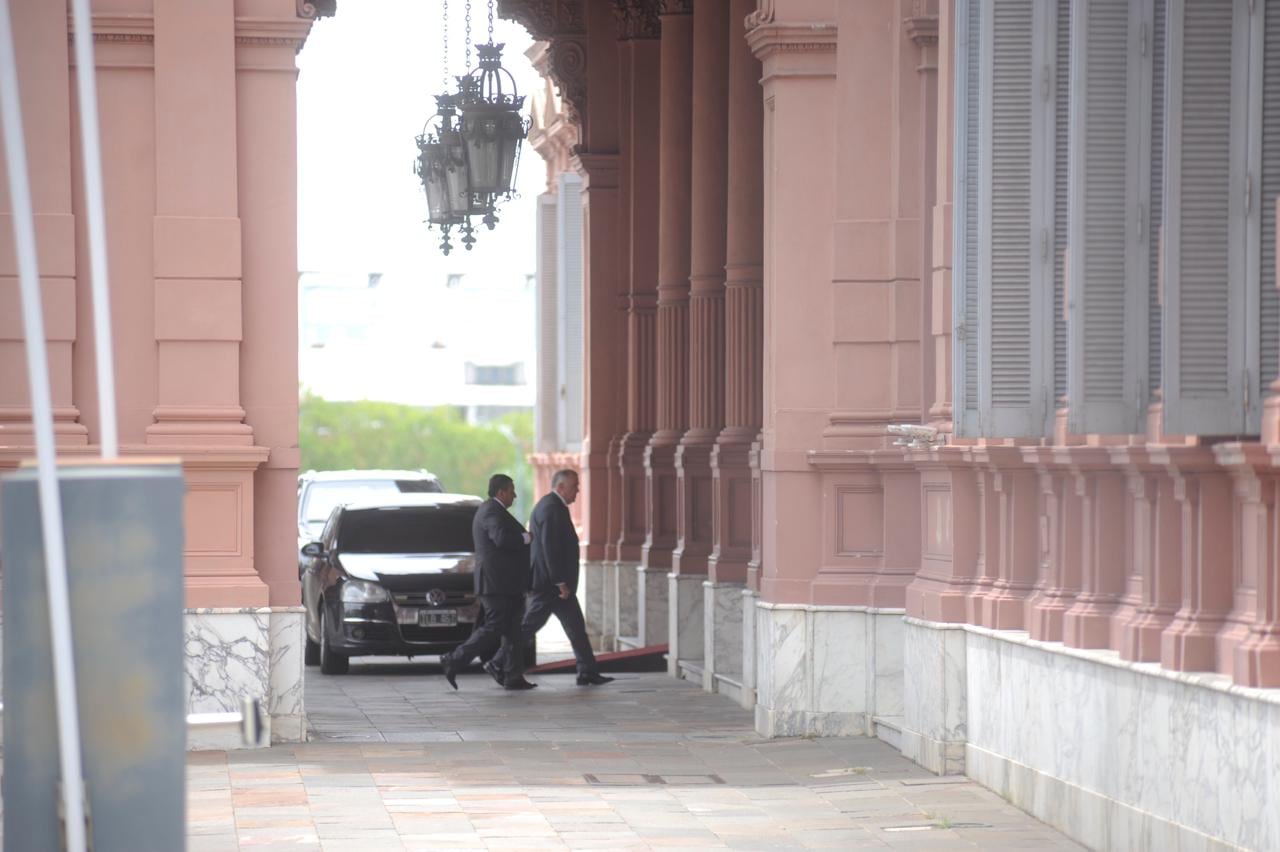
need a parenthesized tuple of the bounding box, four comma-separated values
(529, 492, 580, 595)
(471, 498, 530, 596)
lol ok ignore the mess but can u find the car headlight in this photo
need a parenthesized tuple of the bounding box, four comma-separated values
(340, 578, 390, 604)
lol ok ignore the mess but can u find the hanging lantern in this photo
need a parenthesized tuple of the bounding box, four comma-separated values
(457, 43, 527, 203)
(415, 94, 484, 255)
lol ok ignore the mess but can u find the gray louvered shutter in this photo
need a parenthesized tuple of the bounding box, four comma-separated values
(1066, 0, 1154, 435)
(1054, 0, 1071, 405)
(535, 193, 559, 453)
(1258, 1, 1280, 415)
(1149, 0, 1167, 400)
(556, 172, 584, 450)
(978, 0, 1052, 436)
(1162, 0, 1251, 436)
(953, 0, 982, 436)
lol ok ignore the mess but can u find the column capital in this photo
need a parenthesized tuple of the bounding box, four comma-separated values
(660, 0, 694, 16)
(295, 0, 336, 19)
(745, 21, 837, 74)
(615, 0, 662, 39)
(570, 151, 620, 189)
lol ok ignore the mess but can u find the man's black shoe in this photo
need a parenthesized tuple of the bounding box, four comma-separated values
(483, 659, 506, 687)
(503, 677, 538, 691)
(441, 655, 459, 690)
(577, 673, 615, 686)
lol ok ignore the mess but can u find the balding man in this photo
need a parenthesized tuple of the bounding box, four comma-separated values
(498, 470, 612, 686)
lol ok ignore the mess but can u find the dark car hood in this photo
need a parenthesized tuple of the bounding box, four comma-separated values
(338, 553, 475, 585)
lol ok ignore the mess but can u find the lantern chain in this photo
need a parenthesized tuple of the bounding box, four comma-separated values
(464, 0, 472, 70)
(487, 0, 494, 42)
(442, 0, 449, 92)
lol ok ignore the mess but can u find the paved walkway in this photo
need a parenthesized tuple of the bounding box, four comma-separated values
(187, 659, 1081, 850)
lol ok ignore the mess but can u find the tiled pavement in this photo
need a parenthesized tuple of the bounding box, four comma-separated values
(186, 658, 1082, 850)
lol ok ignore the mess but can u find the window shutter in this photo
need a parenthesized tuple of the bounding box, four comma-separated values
(535, 194, 559, 452)
(1066, 0, 1155, 435)
(953, 0, 982, 437)
(555, 172, 585, 451)
(1149, 0, 1167, 400)
(1053, 0, 1071, 405)
(1163, 0, 1251, 436)
(1259, 2, 1280, 408)
(978, 0, 1052, 437)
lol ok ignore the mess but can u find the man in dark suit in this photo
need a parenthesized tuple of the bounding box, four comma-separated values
(501, 469, 612, 686)
(440, 473, 537, 690)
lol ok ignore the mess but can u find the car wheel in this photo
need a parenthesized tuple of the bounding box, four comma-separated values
(318, 607, 349, 675)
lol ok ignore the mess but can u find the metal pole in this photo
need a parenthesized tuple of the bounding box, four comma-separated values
(0, 3, 88, 849)
(68, 0, 119, 459)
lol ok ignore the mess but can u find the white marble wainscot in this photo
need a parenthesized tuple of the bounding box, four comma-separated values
(601, 561, 618, 652)
(668, 573, 706, 677)
(702, 580, 745, 697)
(740, 588, 758, 710)
(637, 564, 669, 646)
(963, 625, 1280, 852)
(900, 616, 968, 775)
(184, 607, 305, 749)
(613, 561, 639, 642)
(580, 560, 606, 649)
(754, 602, 905, 738)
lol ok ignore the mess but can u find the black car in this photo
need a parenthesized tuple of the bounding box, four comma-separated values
(300, 493, 534, 674)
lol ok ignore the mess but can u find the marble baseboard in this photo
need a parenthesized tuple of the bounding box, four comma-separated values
(581, 561, 606, 647)
(601, 562, 618, 652)
(637, 565, 669, 646)
(964, 626, 1280, 851)
(740, 590, 758, 710)
(753, 602, 904, 739)
(715, 671, 745, 705)
(901, 617, 968, 775)
(184, 607, 305, 749)
(702, 581, 744, 692)
(614, 561, 639, 639)
(668, 574, 706, 675)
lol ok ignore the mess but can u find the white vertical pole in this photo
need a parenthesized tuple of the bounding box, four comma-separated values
(68, 0, 118, 459)
(0, 2, 88, 850)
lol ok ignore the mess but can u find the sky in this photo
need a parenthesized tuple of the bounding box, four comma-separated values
(296, 0, 546, 283)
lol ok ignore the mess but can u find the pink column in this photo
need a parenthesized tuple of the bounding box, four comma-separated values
(1027, 448, 1083, 642)
(1213, 443, 1270, 680)
(1158, 447, 1234, 671)
(614, 10, 661, 568)
(1062, 451, 1125, 649)
(235, 19, 312, 606)
(977, 448, 1037, 630)
(965, 455, 1000, 624)
(906, 448, 979, 622)
(1109, 448, 1151, 652)
(708, 0, 763, 586)
(0, 0, 87, 450)
(642, 2, 693, 575)
(672, 0, 729, 583)
(1236, 446, 1280, 686)
(1119, 458, 1182, 662)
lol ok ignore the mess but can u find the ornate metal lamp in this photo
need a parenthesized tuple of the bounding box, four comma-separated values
(415, 94, 473, 255)
(457, 42, 527, 229)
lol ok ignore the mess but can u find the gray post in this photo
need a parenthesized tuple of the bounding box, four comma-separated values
(3, 461, 186, 851)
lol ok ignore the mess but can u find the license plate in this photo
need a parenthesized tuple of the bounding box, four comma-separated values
(418, 609, 457, 627)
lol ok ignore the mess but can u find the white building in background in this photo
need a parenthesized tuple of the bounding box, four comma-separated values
(298, 267, 536, 424)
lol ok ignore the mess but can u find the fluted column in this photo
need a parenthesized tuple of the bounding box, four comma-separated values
(669, 0, 729, 673)
(639, 0, 693, 646)
(612, 0, 662, 646)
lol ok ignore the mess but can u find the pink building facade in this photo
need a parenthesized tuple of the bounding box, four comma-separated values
(2, 0, 1279, 847)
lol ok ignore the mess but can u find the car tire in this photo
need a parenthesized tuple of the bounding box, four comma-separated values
(304, 631, 320, 667)
(318, 607, 349, 675)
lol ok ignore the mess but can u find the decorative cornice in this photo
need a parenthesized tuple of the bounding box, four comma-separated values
(745, 21, 837, 62)
(499, 0, 585, 40)
(659, 0, 693, 14)
(904, 14, 938, 48)
(69, 12, 154, 43)
(614, 0, 662, 39)
(236, 16, 313, 51)
(296, 0, 337, 19)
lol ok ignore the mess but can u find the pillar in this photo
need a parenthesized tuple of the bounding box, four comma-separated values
(1062, 451, 1125, 649)
(640, 0, 693, 646)
(705, 0, 763, 695)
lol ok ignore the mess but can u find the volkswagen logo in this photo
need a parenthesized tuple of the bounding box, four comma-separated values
(426, 588, 447, 607)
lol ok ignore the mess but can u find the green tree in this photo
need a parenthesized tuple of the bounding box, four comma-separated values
(299, 392, 536, 520)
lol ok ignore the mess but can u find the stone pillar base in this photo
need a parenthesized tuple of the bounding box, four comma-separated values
(581, 561, 607, 649)
(614, 561, 640, 644)
(637, 564, 669, 646)
(185, 607, 304, 749)
(702, 580, 745, 697)
(669, 573, 707, 677)
(901, 617, 968, 775)
(753, 602, 904, 738)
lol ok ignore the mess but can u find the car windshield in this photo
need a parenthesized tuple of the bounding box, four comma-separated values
(338, 505, 477, 554)
(301, 478, 441, 525)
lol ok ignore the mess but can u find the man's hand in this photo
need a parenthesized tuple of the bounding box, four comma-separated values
(557, 583, 570, 600)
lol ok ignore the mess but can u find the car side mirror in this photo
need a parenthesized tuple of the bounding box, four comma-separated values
(301, 542, 325, 558)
